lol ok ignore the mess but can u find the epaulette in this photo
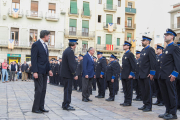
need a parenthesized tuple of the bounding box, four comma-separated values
(173, 43, 178, 47)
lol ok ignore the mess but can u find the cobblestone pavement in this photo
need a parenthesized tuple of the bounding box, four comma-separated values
(0, 80, 179, 120)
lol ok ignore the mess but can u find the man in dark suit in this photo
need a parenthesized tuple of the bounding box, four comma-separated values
(61, 39, 78, 111)
(82, 47, 95, 102)
(76, 54, 83, 92)
(31, 30, 53, 114)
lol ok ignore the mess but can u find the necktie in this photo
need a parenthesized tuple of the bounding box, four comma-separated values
(43, 43, 48, 54)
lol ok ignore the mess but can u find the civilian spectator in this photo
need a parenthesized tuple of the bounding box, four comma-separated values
(21, 61, 29, 81)
(10, 61, 17, 81)
(0, 62, 2, 80)
(2, 59, 9, 83)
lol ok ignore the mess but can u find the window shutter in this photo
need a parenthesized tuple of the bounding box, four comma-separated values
(106, 34, 112, 44)
(83, 2, 90, 16)
(69, 19, 77, 27)
(117, 38, 120, 46)
(106, 14, 113, 24)
(82, 20, 89, 28)
(128, 17, 132, 20)
(82, 41, 88, 44)
(70, 0, 77, 14)
(127, 33, 132, 38)
(107, 0, 113, 9)
(97, 36, 101, 44)
(49, 3, 56, 10)
(12, 0, 20, 3)
(31, 1, 38, 11)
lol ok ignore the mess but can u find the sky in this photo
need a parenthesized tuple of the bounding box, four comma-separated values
(136, 0, 180, 43)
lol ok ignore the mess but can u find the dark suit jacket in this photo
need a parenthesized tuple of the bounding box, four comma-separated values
(31, 40, 51, 74)
(21, 64, 29, 72)
(82, 53, 94, 78)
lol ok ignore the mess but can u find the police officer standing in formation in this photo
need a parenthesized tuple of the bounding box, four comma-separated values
(58, 58, 63, 87)
(138, 36, 156, 112)
(54, 60, 59, 85)
(153, 45, 164, 106)
(92, 56, 97, 91)
(176, 42, 180, 111)
(52, 60, 56, 84)
(49, 60, 53, 84)
(72, 56, 78, 91)
(61, 39, 78, 111)
(133, 50, 142, 101)
(105, 54, 117, 101)
(158, 29, 180, 119)
(76, 54, 83, 92)
(95, 52, 107, 98)
(114, 58, 120, 95)
(120, 41, 136, 106)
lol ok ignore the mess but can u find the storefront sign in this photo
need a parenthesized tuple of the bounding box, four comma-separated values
(7, 54, 21, 57)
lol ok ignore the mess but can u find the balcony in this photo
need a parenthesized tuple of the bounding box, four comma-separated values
(68, 8, 79, 17)
(64, 30, 95, 39)
(172, 23, 180, 30)
(45, 12, 60, 21)
(81, 10, 91, 18)
(125, 7, 136, 14)
(96, 44, 123, 52)
(103, 22, 117, 30)
(26, 10, 43, 20)
(125, 24, 136, 30)
(104, 4, 117, 12)
(8, 8, 23, 18)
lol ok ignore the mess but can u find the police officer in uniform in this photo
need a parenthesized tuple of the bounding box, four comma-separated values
(92, 56, 97, 91)
(54, 60, 59, 85)
(133, 50, 142, 101)
(72, 56, 78, 91)
(58, 58, 63, 87)
(158, 29, 180, 119)
(153, 45, 164, 106)
(52, 60, 56, 84)
(76, 54, 83, 92)
(49, 60, 53, 84)
(176, 42, 180, 111)
(120, 41, 136, 106)
(138, 36, 156, 112)
(95, 51, 107, 98)
(105, 54, 117, 101)
(114, 58, 120, 95)
(61, 39, 78, 111)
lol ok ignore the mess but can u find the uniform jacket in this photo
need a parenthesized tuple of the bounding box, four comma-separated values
(135, 59, 140, 79)
(154, 54, 162, 79)
(61, 47, 77, 78)
(139, 46, 156, 79)
(76, 60, 83, 76)
(95, 57, 107, 78)
(54, 64, 59, 75)
(121, 50, 136, 79)
(58, 62, 62, 75)
(105, 61, 117, 81)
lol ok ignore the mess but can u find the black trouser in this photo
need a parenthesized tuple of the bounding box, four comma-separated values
(154, 79, 163, 104)
(55, 74, 59, 85)
(151, 80, 156, 96)
(139, 77, 152, 109)
(92, 78, 96, 90)
(176, 79, 180, 109)
(134, 79, 142, 99)
(82, 77, 93, 99)
(107, 80, 115, 98)
(159, 78, 177, 114)
(59, 75, 63, 85)
(73, 79, 77, 90)
(78, 75, 82, 90)
(32, 74, 47, 111)
(122, 78, 133, 104)
(115, 76, 119, 93)
(62, 77, 73, 108)
(96, 78, 105, 96)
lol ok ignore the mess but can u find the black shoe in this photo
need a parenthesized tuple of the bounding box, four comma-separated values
(152, 95, 156, 98)
(121, 91, 124, 93)
(163, 114, 177, 119)
(95, 95, 100, 98)
(133, 98, 137, 101)
(123, 103, 131, 106)
(142, 108, 152, 112)
(32, 110, 43, 114)
(40, 109, 49, 112)
(120, 103, 125, 106)
(105, 98, 114, 101)
(138, 106, 145, 110)
(92, 89, 96, 91)
(96, 96, 104, 98)
(136, 98, 142, 101)
(87, 98, 92, 102)
(157, 103, 164, 106)
(152, 101, 159, 105)
(63, 106, 75, 111)
(59, 85, 64, 87)
(82, 98, 88, 102)
(158, 113, 168, 118)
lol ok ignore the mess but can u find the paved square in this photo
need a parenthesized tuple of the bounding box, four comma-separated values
(0, 81, 179, 120)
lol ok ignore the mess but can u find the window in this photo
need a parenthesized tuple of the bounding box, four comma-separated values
(106, 14, 113, 26)
(128, 2, 132, 8)
(31, 1, 38, 16)
(127, 17, 132, 27)
(127, 33, 132, 42)
(117, 38, 120, 46)
(156, 35, 160, 38)
(118, 0, 121, 7)
(83, 2, 90, 16)
(82, 41, 88, 54)
(48, 31, 55, 46)
(29, 29, 38, 45)
(70, 0, 77, 14)
(11, 28, 19, 46)
(117, 17, 120, 25)
(98, 15, 101, 23)
(106, 34, 112, 44)
(12, 0, 20, 10)
(98, 0, 102, 4)
(177, 17, 180, 28)
(69, 19, 77, 35)
(107, 0, 113, 10)
(82, 20, 89, 36)
(97, 36, 101, 44)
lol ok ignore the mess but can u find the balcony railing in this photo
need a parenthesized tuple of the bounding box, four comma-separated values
(26, 10, 43, 19)
(125, 24, 136, 29)
(125, 7, 136, 14)
(104, 4, 117, 11)
(8, 8, 23, 17)
(45, 12, 59, 21)
(96, 44, 123, 52)
(81, 10, 91, 18)
(103, 22, 117, 30)
(68, 8, 79, 16)
(172, 24, 180, 29)
(64, 30, 95, 38)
